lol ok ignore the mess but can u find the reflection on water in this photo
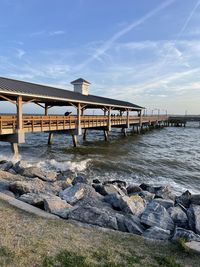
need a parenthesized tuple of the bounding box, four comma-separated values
(0, 122, 200, 193)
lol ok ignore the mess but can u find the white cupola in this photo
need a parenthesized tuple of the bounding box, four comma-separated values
(71, 78, 90, 95)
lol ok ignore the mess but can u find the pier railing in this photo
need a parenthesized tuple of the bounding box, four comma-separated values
(0, 115, 168, 134)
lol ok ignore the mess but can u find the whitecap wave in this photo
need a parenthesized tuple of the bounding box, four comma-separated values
(37, 159, 91, 172)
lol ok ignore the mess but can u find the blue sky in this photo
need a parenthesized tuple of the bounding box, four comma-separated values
(1, 0, 200, 114)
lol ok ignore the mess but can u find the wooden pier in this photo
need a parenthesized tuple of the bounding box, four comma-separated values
(0, 77, 169, 155)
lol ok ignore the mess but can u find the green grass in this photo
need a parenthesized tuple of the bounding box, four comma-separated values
(155, 256, 182, 267)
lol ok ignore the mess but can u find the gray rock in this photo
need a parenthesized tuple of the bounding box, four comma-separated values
(44, 195, 72, 218)
(138, 191, 155, 201)
(9, 178, 46, 196)
(68, 205, 118, 230)
(191, 194, 200, 205)
(93, 179, 101, 184)
(72, 176, 87, 185)
(168, 206, 188, 228)
(123, 215, 145, 235)
(0, 161, 13, 171)
(20, 166, 57, 182)
(104, 193, 145, 216)
(140, 183, 155, 193)
(140, 184, 175, 200)
(153, 198, 174, 209)
(187, 204, 200, 234)
(93, 184, 125, 197)
(0, 189, 15, 198)
(143, 226, 171, 240)
(12, 161, 27, 174)
(172, 227, 200, 242)
(155, 186, 175, 200)
(103, 179, 127, 188)
(60, 183, 97, 205)
(175, 190, 191, 208)
(140, 201, 174, 231)
(127, 185, 142, 195)
(19, 192, 46, 207)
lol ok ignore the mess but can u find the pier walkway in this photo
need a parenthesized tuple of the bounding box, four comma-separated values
(0, 114, 168, 135)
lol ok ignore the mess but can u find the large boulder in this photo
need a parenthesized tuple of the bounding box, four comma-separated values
(0, 161, 13, 171)
(44, 196, 72, 218)
(104, 193, 145, 216)
(119, 214, 145, 235)
(9, 178, 46, 196)
(60, 183, 97, 205)
(172, 227, 200, 242)
(72, 176, 88, 185)
(19, 166, 57, 182)
(103, 179, 126, 188)
(68, 205, 118, 230)
(143, 226, 171, 240)
(140, 184, 175, 200)
(153, 199, 174, 209)
(138, 191, 155, 201)
(191, 194, 200, 205)
(187, 204, 200, 234)
(168, 206, 188, 228)
(92, 184, 125, 197)
(175, 190, 191, 208)
(154, 186, 175, 200)
(127, 185, 142, 195)
(140, 201, 174, 231)
(19, 192, 47, 207)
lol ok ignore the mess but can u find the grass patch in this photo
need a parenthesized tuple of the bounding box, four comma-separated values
(0, 246, 14, 266)
(155, 256, 182, 267)
(42, 250, 90, 267)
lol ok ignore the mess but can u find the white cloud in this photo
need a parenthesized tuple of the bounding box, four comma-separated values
(49, 30, 65, 36)
(16, 49, 26, 59)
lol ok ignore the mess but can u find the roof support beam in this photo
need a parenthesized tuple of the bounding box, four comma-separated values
(0, 94, 16, 105)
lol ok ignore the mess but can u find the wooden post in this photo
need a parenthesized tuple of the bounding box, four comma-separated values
(77, 103, 82, 135)
(122, 128, 127, 137)
(48, 132, 53, 145)
(16, 95, 25, 143)
(104, 130, 109, 141)
(11, 143, 19, 157)
(17, 96, 23, 131)
(108, 107, 111, 131)
(138, 110, 143, 134)
(83, 128, 87, 141)
(45, 104, 48, 116)
(72, 134, 77, 147)
(126, 109, 130, 128)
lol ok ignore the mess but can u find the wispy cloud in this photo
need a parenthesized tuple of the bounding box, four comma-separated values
(15, 48, 26, 59)
(49, 30, 65, 36)
(74, 0, 176, 71)
(30, 30, 65, 38)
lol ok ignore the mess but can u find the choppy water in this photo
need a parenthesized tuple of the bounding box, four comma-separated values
(0, 122, 200, 194)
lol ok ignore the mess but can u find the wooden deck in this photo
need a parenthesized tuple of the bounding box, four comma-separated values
(0, 114, 168, 135)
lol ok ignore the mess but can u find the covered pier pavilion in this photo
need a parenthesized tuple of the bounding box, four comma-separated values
(0, 77, 168, 155)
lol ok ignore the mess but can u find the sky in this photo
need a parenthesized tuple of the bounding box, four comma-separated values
(0, 0, 200, 114)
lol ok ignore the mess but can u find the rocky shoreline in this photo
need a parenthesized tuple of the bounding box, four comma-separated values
(0, 159, 200, 242)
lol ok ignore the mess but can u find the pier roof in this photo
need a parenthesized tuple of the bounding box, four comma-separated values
(0, 77, 143, 110)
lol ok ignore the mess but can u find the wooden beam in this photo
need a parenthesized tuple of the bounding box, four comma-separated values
(22, 99, 37, 105)
(0, 94, 16, 105)
(35, 103, 45, 109)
